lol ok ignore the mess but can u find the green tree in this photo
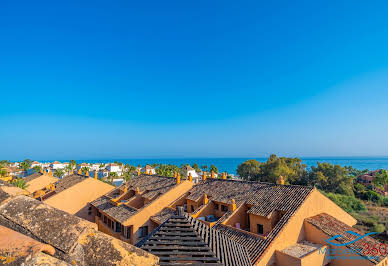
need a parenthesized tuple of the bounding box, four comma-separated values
(12, 178, 28, 189)
(65, 164, 73, 175)
(209, 164, 218, 174)
(192, 163, 200, 172)
(19, 159, 32, 172)
(69, 160, 77, 169)
(257, 155, 307, 184)
(123, 172, 132, 182)
(200, 165, 208, 171)
(156, 164, 180, 177)
(309, 162, 354, 196)
(372, 223, 385, 233)
(236, 159, 261, 181)
(32, 165, 42, 173)
(372, 170, 388, 189)
(81, 167, 90, 175)
(124, 164, 136, 173)
(108, 172, 118, 183)
(54, 169, 65, 178)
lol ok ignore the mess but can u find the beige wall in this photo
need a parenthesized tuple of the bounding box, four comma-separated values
(250, 214, 272, 235)
(44, 178, 114, 221)
(124, 180, 193, 244)
(255, 188, 357, 266)
(25, 175, 58, 194)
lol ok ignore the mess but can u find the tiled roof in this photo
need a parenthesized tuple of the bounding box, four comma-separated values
(92, 175, 178, 222)
(23, 172, 43, 182)
(150, 207, 176, 224)
(0, 195, 159, 265)
(306, 213, 387, 264)
(137, 207, 252, 266)
(185, 179, 314, 263)
(51, 174, 86, 193)
(91, 195, 137, 223)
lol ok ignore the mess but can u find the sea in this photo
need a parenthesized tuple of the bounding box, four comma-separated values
(78, 157, 388, 175)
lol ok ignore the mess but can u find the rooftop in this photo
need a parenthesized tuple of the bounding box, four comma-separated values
(91, 174, 179, 222)
(137, 207, 251, 266)
(280, 241, 323, 259)
(178, 179, 314, 263)
(306, 213, 387, 264)
(0, 194, 159, 265)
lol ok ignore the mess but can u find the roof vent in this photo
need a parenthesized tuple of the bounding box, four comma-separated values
(176, 206, 184, 216)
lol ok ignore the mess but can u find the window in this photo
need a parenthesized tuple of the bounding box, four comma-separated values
(115, 222, 122, 232)
(221, 205, 228, 212)
(190, 205, 194, 212)
(125, 227, 131, 239)
(257, 224, 264, 234)
(108, 219, 111, 228)
(138, 226, 148, 238)
(97, 211, 101, 218)
(103, 215, 107, 224)
(88, 211, 92, 215)
(88, 206, 92, 211)
(214, 203, 219, 210)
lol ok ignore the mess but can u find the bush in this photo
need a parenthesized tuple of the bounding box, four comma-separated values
(383, 197, 388, 207)
(324, 192, 366, 213)
(371, 223, 385, 233)
(363, 190, 383, 204)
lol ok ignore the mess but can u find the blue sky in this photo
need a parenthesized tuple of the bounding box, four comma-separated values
(1, 0, 388, 160)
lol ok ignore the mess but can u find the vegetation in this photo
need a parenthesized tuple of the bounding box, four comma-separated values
(192, 163, 200, 172)
(32, 165, 42, 173)
(236, 155, 388, 237)
(81, 166, 90, 175)
(209, 164, 218, 174)
(12, 178, 28, 189)
(155, 164, 180, 177)
(54, 169, 65, 178)
(19, 159, 32, 172)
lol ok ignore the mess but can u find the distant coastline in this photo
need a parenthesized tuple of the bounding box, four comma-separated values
(22, 157, 388, 175)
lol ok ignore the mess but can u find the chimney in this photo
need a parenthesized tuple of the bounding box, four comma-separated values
(137, 168, 141, 176)
(203, 193, 208, 205)
(231, 198, 236, 211)
(136, 187, 140, 194)
(176, 206, 184, 216)
(222, 172, 226, 179)
(40, 168, 44, 174)
(146, 169, 149, 175)
(211, 171, 215, 178)
(48, 170, 52, 177)
(174, 172, 177, 178)
(71, 169, 74, 175)
(202, 172, 207, 181)
(78, 169, 82, 175)
(176, 173, 181, 184)
(86, 171, 89, 177)
(277, 176, 285, 185)
(94, 171, 98, 179)
(124, 185, 128, 193)
(188, 172, 192, 182)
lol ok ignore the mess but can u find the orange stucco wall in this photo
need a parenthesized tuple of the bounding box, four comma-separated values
(124, 180, 193, 244)
(44, 178, 114, 221)
(276, 244, 331, 266)
(255, 188, 357, 266)
(249, 214, 272, 235)
(25, 175, 58, 194)
(304, 221, 376, 266)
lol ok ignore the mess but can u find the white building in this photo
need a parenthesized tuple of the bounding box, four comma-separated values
(106, 164, 122, 176)
(141, 165, 156, 175)
(31, 161, 41, 168)
(50, 161, 65, 169)
(90, 163, 101, 171)
(185, 165, 199, 178)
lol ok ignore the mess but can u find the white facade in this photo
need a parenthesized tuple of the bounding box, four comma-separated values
(141, 165, 156, 175)
(50, 161, 65, 169)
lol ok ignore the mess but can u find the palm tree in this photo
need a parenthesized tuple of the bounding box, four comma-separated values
(81, 167, 90, 175)
(108, 172, 118, 183)
(54, 169, 65, 178)
(69, 160, 77, 169)
(19, 159, 32, 173)
(65, 164, 73, 175)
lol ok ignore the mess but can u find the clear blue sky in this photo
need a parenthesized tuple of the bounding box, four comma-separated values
(1, 0, 388, 160)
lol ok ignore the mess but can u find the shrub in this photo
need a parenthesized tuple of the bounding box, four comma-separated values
(383, 197, 388, 207)
(324, 192, 366, 213)
(371, 223, 385, 233)
(363, 190, 383, 205)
